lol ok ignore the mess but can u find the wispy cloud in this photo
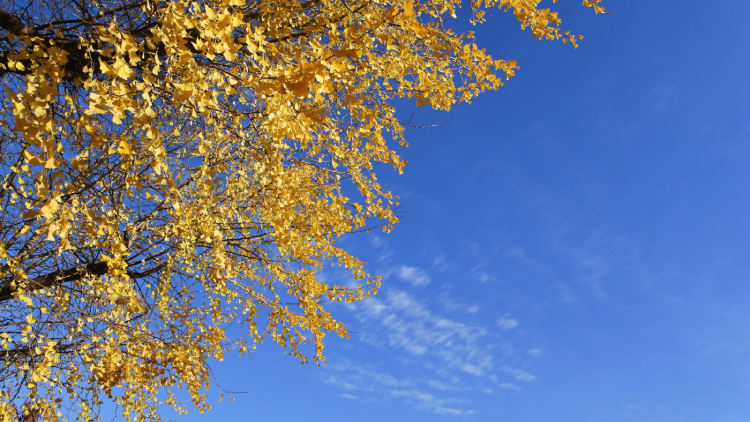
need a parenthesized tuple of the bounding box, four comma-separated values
(371, 235, 394, 264)
(357, 289, 492, 375)
(497, 316, 519, 330)
(501, 366, 536, 383)
(477, 272, 493, 283)
(324, 363, 476, 415)
(390, 389, 475, 416)
(325, 364, 409, 392)
(432, 255, 449, 271)
(396, 265, 431, 286)
(428, 379, 460, 391)
(439, 293, 481, 314)
(328, 235, 542, 415)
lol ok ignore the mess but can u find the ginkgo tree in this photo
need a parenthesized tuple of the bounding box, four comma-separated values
(0, 0, 605, 420)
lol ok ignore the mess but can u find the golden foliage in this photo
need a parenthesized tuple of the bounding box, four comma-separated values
(0, 0, 604, 420)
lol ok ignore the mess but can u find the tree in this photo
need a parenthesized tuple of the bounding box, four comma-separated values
(0, 0, 605, 420)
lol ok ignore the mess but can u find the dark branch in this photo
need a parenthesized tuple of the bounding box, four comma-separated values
(0, 261, 166, 304)
(0, 262, 108, 303)
(0, 8, 36, 36)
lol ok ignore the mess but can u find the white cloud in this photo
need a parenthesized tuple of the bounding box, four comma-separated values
(333, 286, 542, 415)
(477, 272, 492, 283)
(358, 296, 388, 316)
(356, 290, 492, 376)
(497, 316, 519, 330)
(324, 364, 477, 416)
(324, 363, 410, 392)
(396, 265, 431, 286)
(528, 349, 542, 357)
(432, 255, 448, 271)
(325, 374, 360, 391)
(439, 295, 480, 314)
(501, 366, 536, 383)
(427, 379, 458, 391)
(370, 235, 394, 263)
(478, 272, 495, 283)
(390, 389, 475, 416)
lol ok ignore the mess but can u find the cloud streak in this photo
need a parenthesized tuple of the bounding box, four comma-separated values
(497, 316, 519, 330)
(396, 265, 431, 286)
(324, 363, 476, 415)
(326, 238, 542, 416)
(358, 289, 492, 376)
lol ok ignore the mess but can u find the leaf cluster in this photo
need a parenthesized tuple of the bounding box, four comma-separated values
(0, 0, 604, 420)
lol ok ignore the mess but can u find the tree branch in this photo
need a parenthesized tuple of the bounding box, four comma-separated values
(0, 261, 166, 304)
(0, 8, 36, 36)
(0, 262, 108, 303)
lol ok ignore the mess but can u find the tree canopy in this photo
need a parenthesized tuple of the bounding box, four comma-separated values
(0, 0, 604, 420)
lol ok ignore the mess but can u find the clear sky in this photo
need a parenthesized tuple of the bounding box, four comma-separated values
(172, 1, 750, 421)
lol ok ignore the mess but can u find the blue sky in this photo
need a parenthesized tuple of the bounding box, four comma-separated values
(173, 1, 750, 421)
